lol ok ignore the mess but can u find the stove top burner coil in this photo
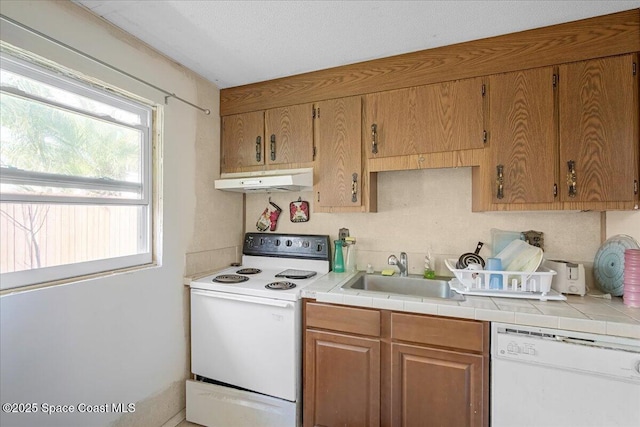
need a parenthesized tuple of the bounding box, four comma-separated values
(212, 274, 249, 284)
(235, 268, 262, 275)
(265, 281, 297, 290)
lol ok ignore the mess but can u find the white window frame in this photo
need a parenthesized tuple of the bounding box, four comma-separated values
(0, 52, 154, 290)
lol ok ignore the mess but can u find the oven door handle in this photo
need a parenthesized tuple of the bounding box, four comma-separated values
(191, 289, 295, 308)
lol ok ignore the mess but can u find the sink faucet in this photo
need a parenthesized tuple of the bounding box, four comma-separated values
(388, 252, 408, 276)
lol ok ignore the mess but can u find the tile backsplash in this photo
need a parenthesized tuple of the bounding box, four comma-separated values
(246, 167, 606, 275)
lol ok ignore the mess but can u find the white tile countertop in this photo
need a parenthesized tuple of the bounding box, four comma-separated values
(301, 272, 640, 340)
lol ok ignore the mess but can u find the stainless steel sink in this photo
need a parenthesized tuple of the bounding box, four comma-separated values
(340, 272, 464, 301)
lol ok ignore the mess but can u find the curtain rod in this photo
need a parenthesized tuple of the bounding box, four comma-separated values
(0, 13, 211, 115)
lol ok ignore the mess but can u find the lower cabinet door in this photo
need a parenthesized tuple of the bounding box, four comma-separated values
(391, 343, 486, 427)
(304, 330, 380, 427)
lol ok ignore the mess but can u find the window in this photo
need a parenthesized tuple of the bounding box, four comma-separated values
(0, 53, 154, 290)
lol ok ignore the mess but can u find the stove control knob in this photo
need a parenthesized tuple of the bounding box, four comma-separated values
(275, 240, 281, 246)
(286, 240, 293, 247)
(303, 241, 310, 248)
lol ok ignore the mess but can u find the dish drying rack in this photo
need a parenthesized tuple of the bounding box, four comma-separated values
(445, 259, 565, 301)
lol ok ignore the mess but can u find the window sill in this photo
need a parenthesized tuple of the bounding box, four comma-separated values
(0, 262, 159, 296)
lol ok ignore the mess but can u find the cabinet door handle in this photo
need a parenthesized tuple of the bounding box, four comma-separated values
(255, 136, 262, 162)
(270, 134, 276, 161)
(351, 173, 358, 203)
(496, 165, 504, 199)
(567, 160, 577, 198)
(371, 124, 378, 154)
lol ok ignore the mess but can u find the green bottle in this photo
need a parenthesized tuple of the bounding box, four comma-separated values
(334, 240, 345, 273)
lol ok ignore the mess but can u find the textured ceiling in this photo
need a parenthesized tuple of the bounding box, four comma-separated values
(73, 1, 640, 89)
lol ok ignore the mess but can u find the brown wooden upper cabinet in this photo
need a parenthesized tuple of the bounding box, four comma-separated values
(315, 96, 362, 208)
(364, 77, 485, 159)
(485, 54, 639, 207)
(488, 67, 557, 204)
(558, 54, 639, 203)
(221, 103, 314, 172)
(265, 103, 314, 166)
(221, 110, 265, 171)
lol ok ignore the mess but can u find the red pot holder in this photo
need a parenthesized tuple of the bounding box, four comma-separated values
(289, 197, 309, 223)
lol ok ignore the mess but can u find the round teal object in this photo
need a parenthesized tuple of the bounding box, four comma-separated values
(594, 235, 640, 296)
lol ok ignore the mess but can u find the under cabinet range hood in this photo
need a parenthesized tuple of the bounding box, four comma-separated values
(214, 168, 313, 193)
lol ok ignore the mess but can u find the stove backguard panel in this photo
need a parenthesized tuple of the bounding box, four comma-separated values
(243, 233, 330, 261)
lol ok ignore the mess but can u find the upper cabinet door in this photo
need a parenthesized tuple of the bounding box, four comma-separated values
(422, 77, 485, 152)
(265, 103, 314, 165)
(488, 67, 557, 204)
(221, 111, 264, 171)
(316, 96, 362, 208)
(364, 87, 424, 158)
(364, 78, 485, 158)
(559, 54, 639, 202)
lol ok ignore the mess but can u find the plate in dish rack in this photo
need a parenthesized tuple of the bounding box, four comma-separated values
(594, 234, 640, 296)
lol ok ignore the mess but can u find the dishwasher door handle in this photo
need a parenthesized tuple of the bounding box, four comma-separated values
(191, 289, 294, 308)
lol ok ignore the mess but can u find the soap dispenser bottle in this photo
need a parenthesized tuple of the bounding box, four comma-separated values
(345, 237, 357, 272)
(424, 252, 435, 279)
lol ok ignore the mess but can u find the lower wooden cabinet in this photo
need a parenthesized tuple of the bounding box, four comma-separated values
(303, 301, 489, 427)
(391, 343, 485, 427)
(304, 330, 381, 427)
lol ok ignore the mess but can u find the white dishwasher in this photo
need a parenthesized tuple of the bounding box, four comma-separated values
(491, 323, 640, 427)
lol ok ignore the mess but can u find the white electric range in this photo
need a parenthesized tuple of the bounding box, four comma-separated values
(187, 232, 331, 427)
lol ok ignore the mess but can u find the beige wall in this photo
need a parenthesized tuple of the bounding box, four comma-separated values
(185, 74, 243, 276)
(607, 211, 640, 242)
(245, 167, 640, 278)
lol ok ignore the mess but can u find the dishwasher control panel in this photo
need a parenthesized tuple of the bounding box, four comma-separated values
(504, 341, 537, 356)
(494, 325, 557, 361)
